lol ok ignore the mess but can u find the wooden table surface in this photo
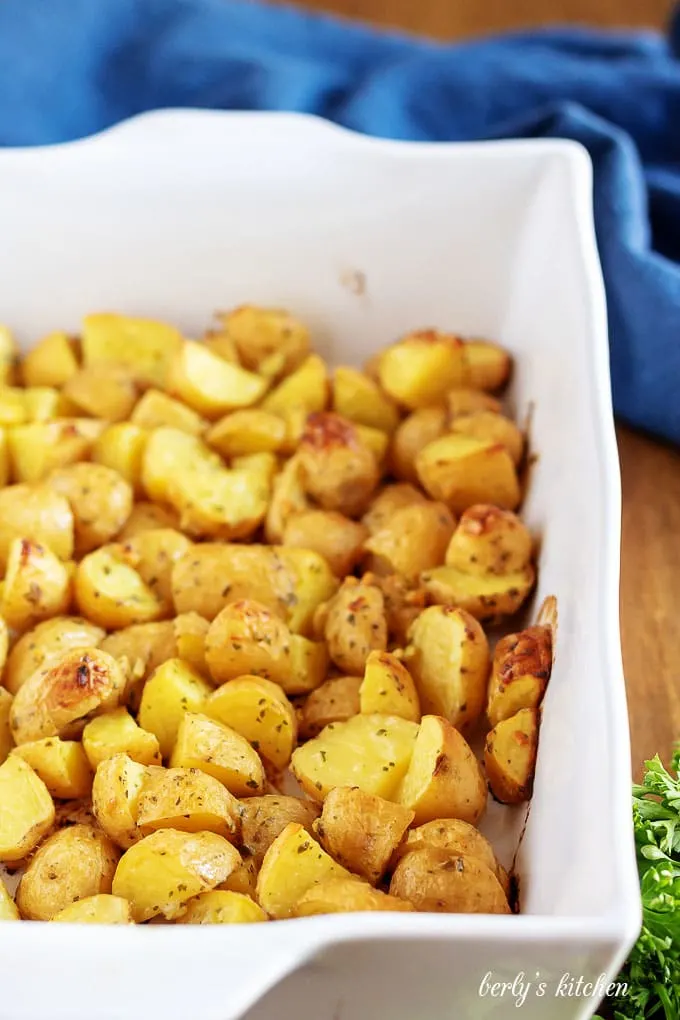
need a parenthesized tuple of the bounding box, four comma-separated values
(286, 0, 678, 776)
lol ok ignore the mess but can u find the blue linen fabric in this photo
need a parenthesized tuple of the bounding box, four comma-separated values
(0, 0, 679, 442)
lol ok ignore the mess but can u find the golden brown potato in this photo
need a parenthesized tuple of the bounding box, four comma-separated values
(291, 713, 419, 803)
(141, 427, 223, 505)
(62, 362, 138, 421)
(389, 406, 448, 484)
(446, 388, 502, 418)
(445, 504, 533, 575)
(405, 606, 490, 731)
(218, 305, 310, 377)
(367, 572, 428, 647)
(487, 625, 552, 728)
(421, 564, 536, 621)
(390, 847, 510, 914)
(81, 313, 182, 388)
(397, 714, 487, 825)
(315, 786, 413, 884)
(82, 708, 161, 769)
(51, 893, 133, 924)
(16, 824, 119, 920)
(4, 616, 105, 697)
(256, 822, 351, 919)
(0, 687, 13, 765)
(91, 753, 152, 849)
(219, 854, 259, 897)
(8, 419, 104, 484)
(359, 650, 420, 723)
(0, 484, 74, 568)
(264, 455, 310, 543)
(484, 707, 539, 805)
(90, 424, 147, 498)
(332, 366, 400, 434)
(362, 501, 455, 582)
(379, 331, 467, 409)
(170, 711, 266, 797)
(120, 528, 191, 618)
(0, 538, 72, 633)
(11, 737, 92, 799)
(450, 411, 524, 466)
(261, 354, 328, 418)
(416, 434, 521, 513)
(205, 600, 291, 687)
(131, 389, 207, 435)
(297, 412, 379, 517)
(463, 339, 512, 392)
(282, 510, 368, 578)
(240, 795, 320, 866)
(112, 828, 241, 922)
(48, 463, 133, 556)
(165, 461, 270, 542)
(398, 818, 508, 894)
(298, 675, 362, 740)
(177, 889, 267, 924)
(201, 330, 240, 364)
(21, 331, 78, 388)
(138, 659, 212, 759)
(75, 544, 163, 629)
(100, 620, 177, 690)
(10, 648, 125, 746)
(205, 676, 297, 770)
(322, 577, 388, 676)
(285, 634, 329, 696)
(0, 877, 19, 920)
(117, 501, 180, 539)
(166, 340, 267, 418)
(136, 766, 240, 841)
(294, 878, 413, 916)
(206, 409, 286, 457)
(173, 612, 210, 674)
(361, 484, 427, 535)
(0, 755, 55, 862)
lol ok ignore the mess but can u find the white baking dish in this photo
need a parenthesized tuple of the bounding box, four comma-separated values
(0, 110, 639, 1020)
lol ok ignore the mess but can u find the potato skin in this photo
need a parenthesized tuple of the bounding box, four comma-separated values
(1, 538, 72, 633)
(282, 510, 368, 578)
(16, 824, 119, 920)
(398, 818, 508, 894)
(4, 616, 106, 697)
(323, 578, 388, 676)
(294, 877, 413, 917)
(487, 625, 552, 728)
(298, 676, 362, 740)
(390, 847, 510, 914)
(363, 501, 455, 582)
(205, 600, 292, 686)
(0, 484, 74, 569)
(484, 707, 539, 805)
(240, 795, 320, 866)
(389, 406, 447, 484)
(298, 412, 379, 517)
(48, 463, 134, 556)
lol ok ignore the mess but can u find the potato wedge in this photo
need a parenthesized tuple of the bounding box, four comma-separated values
(0, 538, 72, 633)
(323, 578, 388, 676)
(390, 847, 510, 914)
(463, 339, 512, 392)
(136, 766, 240, 840)
(48, 463, 133, 556)
(379, 331, 467, 409)
(81, 313, 182, 388)
(297, 412, 379, 517)
(51, 893, 133, 924)
(0, 484, 74, 568)
(277, 547, 339, 636)
(291, 713, 418, 803)
(8, 419, 104, 484)
(450, 411, 524, 466)
(0, 755, 55, 862)
(138, 659, 212, 759)
(484, 707, 539, 805)
(256, 822, 351, 919)
(420, 563, 536, 621)
(120, 527, 191, 618)
(131, 388, 207, 435)
(173, 612, 209, 674)
(261, 354, 328, 417)
(117, 501, 180, 539)
(315, 786, 413, 884)
(205, 600, 292, 687)
(397, 818, 507, 893)
(0, 687, 13, 765)
(264, 454, 310, 543)
(62, 362, 138, 421)
(416, 434, 520, 513)
(10, 648, 125, 746)
(240, 795, 320, 867)
(218, 305, 309, 377)
(362, 501, 455, 582)
(332, 365, 400, 434)
(282, 510, 368, 578)
(446, 388, 502, 418)
(219, 855, 259, 897)
(83, 708, 161, 768)
(294, 877, 412, 916)
(177, 889, 267, 924)
(298, 676, 362, 740)
(112, 828, 241, 922)
(389, 406, 448, 484)
(141, 427, 223, 505)
(4, 616, 105, 697)
(285, 634, 329, 696)
(487, 625, 552, 727)
(170, 712, 265, 797)
(206, 409, 286, 457)
(11, 737, 92, 799)
(205, 676, 297, 770)
(75, 544, 163, 629)
(91, 753, 152, 849)
(0, 877, 19, 920)
(359, 650, 420, 723)
(397, 714, 487, 825)
(405, 606, 490, 731)
(166, 340, 267, 418)
(445, 504, 533, 575)
(21, 331, 78, 388)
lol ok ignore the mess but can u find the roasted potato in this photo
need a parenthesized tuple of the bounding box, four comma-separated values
(0, 687, 13, 765)
(264, 455, 310, 543)
(282, 510, 368, 578)
(398, 818, 508, 894)
(0, 877, 19, 921)
(117, 500, 180, 539)
(220, 855, 259, 897)
(0, 484, 74, 568)
(390, 847, 510, 914)
(416, 434, 521, 513)
(367, 571, 428, 647)
(298, 675, 362, 740)
(359, 650, 420, 723)
(4, 616, 105, 696)
(322, 577, 387, 676)
(205, 600, 292, 687)
(389, 406, 448, 484)
(21, 331, 78, 388)
(51, 893, 133, 924)
(484, 707, 539, 805)
(170, 711, 266, 797)
(136, 766, 240, 841)
(112, 829, 241, 922)
(379, 331, 467, 409)
(100, 620, 177, 689)
(487, 625, 552, 727)
(82, 708, 161, 768)
(166, 460, 270, 542)
(361, 484, 427, 535)
(297, 412, 379, 517)
(173, 612, 210, 674)
(141, 427, 222, 505)
(0, 755, 55, 862)
(445, 505, 533, 575)
(405, 606, 490, 731)
(16, 824, 119, 920)
(7, 419, 104, 484)
(91, 423, 148, 497)
(240, 795, 320, 867)
(48, 463, 133, 556)
(75, 544, 163, 629)
(62, 362, 138, 421)
(138, 659, 212, 759)
(91, 753, 152, 849)
(446, 388, 502, 418)
(166, 340, 267, 418)
(362, 501, 455, 582)
(285, 635, 330, 696)
(10, 648, 125, 746)
(205, 676, 297, 770)
(291, 713, 418, 803)
(120, 527, 191, 618)
(202, 330, 240, 364)
(206, 409, 286, 457)
(421, 563, 536, 621)
(315, 786, 413, 884)
(81, 313, 182, 388)
(256, 822, 351, 919)
(131, 388, 207, 435)
(397, 714, 487, 825)
(333, 365, 400, 435)
(217, 305, 309, 377)
(261, 354, 328, 418)
(0, 386, 60, 426)
(463, 339, 512, 392)
(450, 411, 524, 466)
(0, 538, 72, 633)
(0, 428, 8, 487)
(11, 737, 92, 799)
(294, 877, 413, 916)
(177, 889, 267, 924)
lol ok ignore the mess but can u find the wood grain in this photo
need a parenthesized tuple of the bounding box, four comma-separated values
(286, 0, 678, 773)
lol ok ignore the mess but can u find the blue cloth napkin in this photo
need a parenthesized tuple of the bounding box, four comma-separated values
(1, 0, 679, 443)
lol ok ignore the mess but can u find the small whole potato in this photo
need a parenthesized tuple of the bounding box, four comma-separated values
(282, 510, 368, 577)
(298, 412, 379, 518)
(48, 462, 133, 556)
(390, 847, 510, 914)
(16, 824, 120, 920)
(218, 305, 310, 377)
(205, 599, 292, 686)
(445, 504, 533, 575)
